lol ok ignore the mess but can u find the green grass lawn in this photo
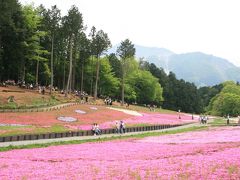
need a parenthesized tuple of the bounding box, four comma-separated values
(0, 125, 68, 137)
(208, 118, 238, 126)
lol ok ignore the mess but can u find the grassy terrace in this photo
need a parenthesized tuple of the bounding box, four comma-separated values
(0, 125, 69, 137)
(0, 86, 81, 109)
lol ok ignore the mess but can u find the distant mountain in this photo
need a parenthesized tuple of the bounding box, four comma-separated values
(146, 52, 240, 87)
(108, 45, 240, 87)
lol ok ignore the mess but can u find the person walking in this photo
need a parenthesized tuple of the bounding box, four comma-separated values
(120, 121, 126, 134)
(227, 114, 230, 125)
(115, 121, 120, 133)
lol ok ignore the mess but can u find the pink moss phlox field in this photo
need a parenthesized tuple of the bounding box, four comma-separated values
(123, 113, 195, 125)
(0, 105, 132, 126)
(138, 126, 240, 144)
(74, 113, 196, 130)
(1, 126, 240, 179)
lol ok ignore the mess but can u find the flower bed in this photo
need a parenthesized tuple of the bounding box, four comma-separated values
(1, 126, 240, 179)
(138, 126, 240, 144)
(0, 105, 132, 126)
(74, 113, 196, 130)
(0, 105, 195, 134)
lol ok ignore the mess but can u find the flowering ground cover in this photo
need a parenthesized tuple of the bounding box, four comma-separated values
(0, 105, 132, 126)
(64, 112, 196, 130)
(0, 126, 240, 179)
(0, 104, 195, 135)
(0, 105, 132, 136)
(137, 126, 240, 144)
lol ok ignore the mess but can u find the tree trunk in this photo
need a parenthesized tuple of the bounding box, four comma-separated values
(121, 62, 125, 106)
(63, 59, 65, 90)
(50, 34, 54, 94)
(21, 60, 25, 82)
(72, 46, 77, 91)
(35, 59, 39, 86)
(90, 55, 94, 96)
(94, 55, 100, 100)
(80, 60, 84, 94)
(65, 36, 73, 97)
(121, 71, 125, 106)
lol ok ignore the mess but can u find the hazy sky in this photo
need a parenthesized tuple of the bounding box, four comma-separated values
(19, 0, 240, 66)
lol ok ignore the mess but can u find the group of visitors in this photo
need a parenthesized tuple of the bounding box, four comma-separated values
(199, 115, 208, 124)
(115, 120, 126, 134)
(79, 91, 89, 103)
(144, 103, 156, 111)
(104, 97, 112, 105)
(0, 80, 16, 87)
(38, 86, 46, 95)
(91, 121, 126, 136)
(0, 82, 7, 87)
(92, 123, 101, 135)
(18, 81, 35, 89)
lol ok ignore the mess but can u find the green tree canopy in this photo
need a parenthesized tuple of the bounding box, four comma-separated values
(208, 82, 240, 116)
(127, 70, 163, 104)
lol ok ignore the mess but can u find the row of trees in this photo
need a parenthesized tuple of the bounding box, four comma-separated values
(207, 81, 240, 116)
(0, 1, 163, 105)
(0, 1, 111, 98)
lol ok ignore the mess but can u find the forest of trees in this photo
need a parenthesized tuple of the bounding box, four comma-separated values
(1, 1, 239, 116)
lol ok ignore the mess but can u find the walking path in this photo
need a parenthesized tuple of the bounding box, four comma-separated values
(0, 122, 203, 147)
(106, 107, 143, 116)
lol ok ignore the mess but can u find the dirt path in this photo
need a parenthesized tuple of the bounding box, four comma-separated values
(106, 107, 143, 116)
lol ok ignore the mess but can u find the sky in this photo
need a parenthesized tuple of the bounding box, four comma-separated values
(19, 0, 240, 66)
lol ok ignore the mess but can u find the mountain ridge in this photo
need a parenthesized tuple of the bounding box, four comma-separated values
(108, 44, 240, 87)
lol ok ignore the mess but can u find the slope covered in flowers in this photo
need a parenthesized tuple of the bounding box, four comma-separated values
(0, 126, 240, 179)
(0, 105, 132, 126)
(0, 104, 196, 135)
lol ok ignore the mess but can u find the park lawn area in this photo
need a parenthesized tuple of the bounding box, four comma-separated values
(208, 118, 239, 126)
(0, 125, 69, 137)
(0, 86, 58, 108)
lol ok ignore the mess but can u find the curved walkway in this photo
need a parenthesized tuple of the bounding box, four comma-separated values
(106, 107, 143, 116)
(0, 122, 203, 147)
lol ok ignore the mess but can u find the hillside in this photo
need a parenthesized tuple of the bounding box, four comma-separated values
(108, 45, 240, 86)
(149, 52, 240, 86)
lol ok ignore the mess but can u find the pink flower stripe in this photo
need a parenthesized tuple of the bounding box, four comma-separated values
(1, 126, 240, 179)
(138, 126, 240, 144)
(74, 113, 196, 130)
